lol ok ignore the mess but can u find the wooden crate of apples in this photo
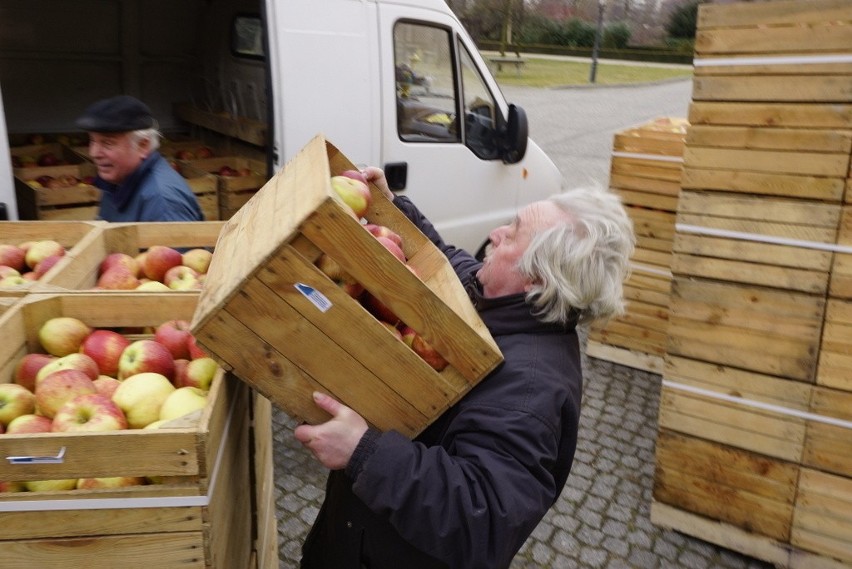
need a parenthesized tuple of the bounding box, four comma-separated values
(0, 292, 258, 568)
(13, 160, 100, 221)
(180, 156, 267, 219)
(190, 135, 503, 438)
(0, 221, 101, 295)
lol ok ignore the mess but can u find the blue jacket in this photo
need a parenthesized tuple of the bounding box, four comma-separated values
(96, 152, 204, 222)
(301, 196, 582, 569)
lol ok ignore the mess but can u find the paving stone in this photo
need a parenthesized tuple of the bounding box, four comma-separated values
(603, 535, 630, 557)
(580, 547, 608, 566)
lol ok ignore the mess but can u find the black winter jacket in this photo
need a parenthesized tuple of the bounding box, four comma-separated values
(301, 197, 582, 569)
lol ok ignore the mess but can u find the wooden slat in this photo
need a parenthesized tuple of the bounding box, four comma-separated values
(688, 102, 852, 129)
(693, 75, 852, 103)
(792, 468, 852, 565)
(696, 24, 852, 56)
(698, 0, 852, 30)
(686, 126, 852, 154)
(682, 168, 845, 201)
(585, 340, 664, 373)
(684, 146, 850, 177)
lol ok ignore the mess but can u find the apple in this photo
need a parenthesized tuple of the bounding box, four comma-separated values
(174, 149, 196, 160)
(0, 383, 37, 426)
(154, 320, 192, 360)
(195, 146, 214, 159)
(362, 292, 399, 326)
(316, 253, 345, 281)
(0, 275, 28, 287)
(364, 223, 404, 250)
(37, 152, 61, 167)
(330, 175, 371, 218)
(24, 479, 79, 492)
(21, 271, 38, 281)
(52, 393, 127, 432)
(0, 266, 21, 279)
(99, 252, 139, 277)
(217, 165, 238, 177)
(181, 248, 212, 274)
(35, 369, 98, 419)
(173, 358, 190, 387)
(36, 352, 100, 384)
(6, 413, 53, 434)
(13, 353, 55, 392)
(410, 332, 448, 372)
(93, 376, 121, 399)
(0, 480, 27, 492)
(118, 339, 176, 381)
(141, 245, 183, 282)
(97, 265, 141, 290)
(159, 386, 208, 421)
(25, 240, 65, 270)
(0, 244, 25, 271)
(379, 321, 403, 341)
(340, 169, 368, 185)
(112, 372, 176, 428)
(135, 280, 171, 291)
(77, 476, 146, 489)
(177, 357, 218, 391)
(80, 329, 131, 377)
(38, 316, 93, 357)
(236, 167, 253, 177)
(34, 254, 64, 279)
(376, 236, 406, 263)
(164, 265, 200, 290)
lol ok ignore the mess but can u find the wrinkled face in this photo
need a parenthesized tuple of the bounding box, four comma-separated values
(88, 132, 149, 184)
(477, 201, 571, 298)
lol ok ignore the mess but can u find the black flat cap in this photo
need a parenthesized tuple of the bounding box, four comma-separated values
(75, 95, 156, 132)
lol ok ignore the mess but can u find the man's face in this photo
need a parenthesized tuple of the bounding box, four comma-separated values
(477, 201, 571, 298)
(88, 132, 148, 184)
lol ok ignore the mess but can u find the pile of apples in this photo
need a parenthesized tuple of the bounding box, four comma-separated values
(171, 146, 215, 161)
(0, 239, 69, 287)
(215, 164, 255, 177)
(95, 246, 212, 291)
(0, 316, 219, 492)
(325, 170, 448, 372)
(11, 150, 70, 169)
(27, 173, 95, 189)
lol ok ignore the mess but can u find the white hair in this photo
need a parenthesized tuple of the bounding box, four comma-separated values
(518, 187, 635, 325)
(129, 128, 161, 152)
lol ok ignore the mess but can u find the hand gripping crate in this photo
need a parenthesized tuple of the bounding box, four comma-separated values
(190, 135, 503, 438)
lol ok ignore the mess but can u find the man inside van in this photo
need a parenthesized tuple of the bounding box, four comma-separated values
(295, 167, 635, 569)
(76, 95, 203, 222)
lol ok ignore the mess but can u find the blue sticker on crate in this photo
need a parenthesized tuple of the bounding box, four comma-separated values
(294, 283, 332, 313)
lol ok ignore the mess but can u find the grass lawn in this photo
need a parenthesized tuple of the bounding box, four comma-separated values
(489, 56, 693, 88)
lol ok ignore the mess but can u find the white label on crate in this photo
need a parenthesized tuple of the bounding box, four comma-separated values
(295, 283, 332, 313)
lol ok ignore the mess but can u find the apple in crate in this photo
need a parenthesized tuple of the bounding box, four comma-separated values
(100, 252, 140, 276)
(112, 372, 176, 428)
(34, 254, 64, 279)
(164, 265, 200, 290)
(52, 393, 128, 432)
(13, 353, 55, 392)
(142, 245, 183, 282)
(401, 325, 449, 371)
(97, 265, 141, 290)
(0, 275, 28, 287)
(35, 369, 98, 419)
(25, 479, 79, 492)
(38, 316, 93, 357)
(36, 353, 100, 384)
(182, 248, 212, 274)
(81, 329, 131, 377)
(77, 476, 146, 489)
(25, 240, 65, 270)
(331, 174, 371, 218)
(0, 244, 26, 271)
(93, 376, 121, 399)
(177, 357, 218, 391)
(5, 414, 52, 434)
(0, 383, 36, 426)
(136, 280, 171, 291)
(154, 319, 192, 359)
(118, 339, 176, 381)
(0, 266, 21, 279)
(159, 386, 208, 421)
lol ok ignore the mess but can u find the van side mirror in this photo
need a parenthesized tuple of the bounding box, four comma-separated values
(500, 104, 528, 164)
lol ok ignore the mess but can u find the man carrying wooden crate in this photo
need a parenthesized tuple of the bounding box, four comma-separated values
(296, 168, 635, 569)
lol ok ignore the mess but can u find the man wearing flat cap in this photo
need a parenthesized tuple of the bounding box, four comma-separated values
(76, 95, 204, 222)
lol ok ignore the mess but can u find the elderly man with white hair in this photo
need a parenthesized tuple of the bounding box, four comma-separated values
(296, 167, 635, 569)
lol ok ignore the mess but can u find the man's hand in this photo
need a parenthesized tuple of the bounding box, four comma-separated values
(294, 392, 369, 470)
(363, 166, 395, 202)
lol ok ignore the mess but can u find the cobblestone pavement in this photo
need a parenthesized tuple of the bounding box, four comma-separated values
(271, 329, 775, 568)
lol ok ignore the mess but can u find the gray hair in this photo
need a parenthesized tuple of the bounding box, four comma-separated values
(129, 128, 161, 152)
(518, 187, 635, 325)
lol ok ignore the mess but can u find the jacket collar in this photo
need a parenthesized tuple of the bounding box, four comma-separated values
(95, 152, 161, 211)
(466, 276, 576, 335)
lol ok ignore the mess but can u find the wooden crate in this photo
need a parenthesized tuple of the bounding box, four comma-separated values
(803, 386, 852, 478)
(180, 157, 266, 220)
(0, 292, 258, 569)
(792, 468, 852, 565)
(829, 207, 852, 299)
(31, 221, 224, 292)
(190, 135, 502, 438)
(817, 299, 852, 391)
(0, 220, 102, 295)
(169, 162, 220, 222)
(250, 394, 279, 569)
(14, 162, 100, 220)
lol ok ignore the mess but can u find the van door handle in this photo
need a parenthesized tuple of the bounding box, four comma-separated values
(383, 162, 407, 191)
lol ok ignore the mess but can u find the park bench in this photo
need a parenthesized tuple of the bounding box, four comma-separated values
(487, 56, 527, 77)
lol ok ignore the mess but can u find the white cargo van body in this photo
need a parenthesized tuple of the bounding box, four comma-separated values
(0, 0, 561, 251)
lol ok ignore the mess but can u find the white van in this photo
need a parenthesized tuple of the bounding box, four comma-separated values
(0, 0, 561, 252)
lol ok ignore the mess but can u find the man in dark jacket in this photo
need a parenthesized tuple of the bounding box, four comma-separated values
(297, 167, 635, 568)
(76, 95, 204, 222)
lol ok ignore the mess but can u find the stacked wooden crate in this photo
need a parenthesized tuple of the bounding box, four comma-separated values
(587, 117, 688, 373)
(650, 1, 852, 567)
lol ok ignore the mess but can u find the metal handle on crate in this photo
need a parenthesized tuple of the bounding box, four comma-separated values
(6, 446, 66, 464)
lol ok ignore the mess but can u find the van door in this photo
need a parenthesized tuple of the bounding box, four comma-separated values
(377, 4, 554, 251)
(0, 86, 15, 219)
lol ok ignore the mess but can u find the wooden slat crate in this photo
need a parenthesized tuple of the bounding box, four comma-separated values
(32, 221, 224, 292)
(804, 386, 852, 478)
(190, 135, 502, 438)
(817, 299, 852, 392)
(0, 292, 261, 569)
(586, 118, 687, 373)
(250, 394, 279, 569)
(170, 162, 220, 222)
(14, 162, 100, 220)
(792, 469, 852, 565)
(180, 157, 266, 220)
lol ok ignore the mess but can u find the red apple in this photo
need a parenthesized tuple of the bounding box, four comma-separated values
(154, 320, 192, 360)
(5, 413, 52, 434)
(217, 165, 238, 177)
(13, 353, 55, 392)
(135, 280, 171, 291)
(330, 175, 371, 218)
(195, 146, 214, 159)
(340, 169, 368, 185)
(181, 248, 213, 274)
(25, 240, 65, 270)
(52, 393, 127, 432)
(379, 321, 403, 342)
(118, 339, 176, 381)
(36, 352, 100, 385)
(99, 252, 140, 277)
(362, 292, 399, 325)
(0, 244, 26, 271)
(364, 223, 404, 250)
(37, 152, 61, 167)
(112, 372, 176, 428)
(0, 383, 37, 426)
(178, 357, 218, 391)
(35, 369, 98, 419)
(187, 336, 207, 360)
(38, 316, 93, 357)
(34, 254, 64, 279)
(0, 266, 21, 279)
(376, 236, 406, 263)
(172, 358, 190, 387)
(141, 245, 183, 282)
(164, 265, 200, 290)
(410, 332, 449, 372)
(93, 376, 121, 399)
(97, 265, 141, 290)
(80, 329, 131, 377)
(77, 476, 146, 489)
